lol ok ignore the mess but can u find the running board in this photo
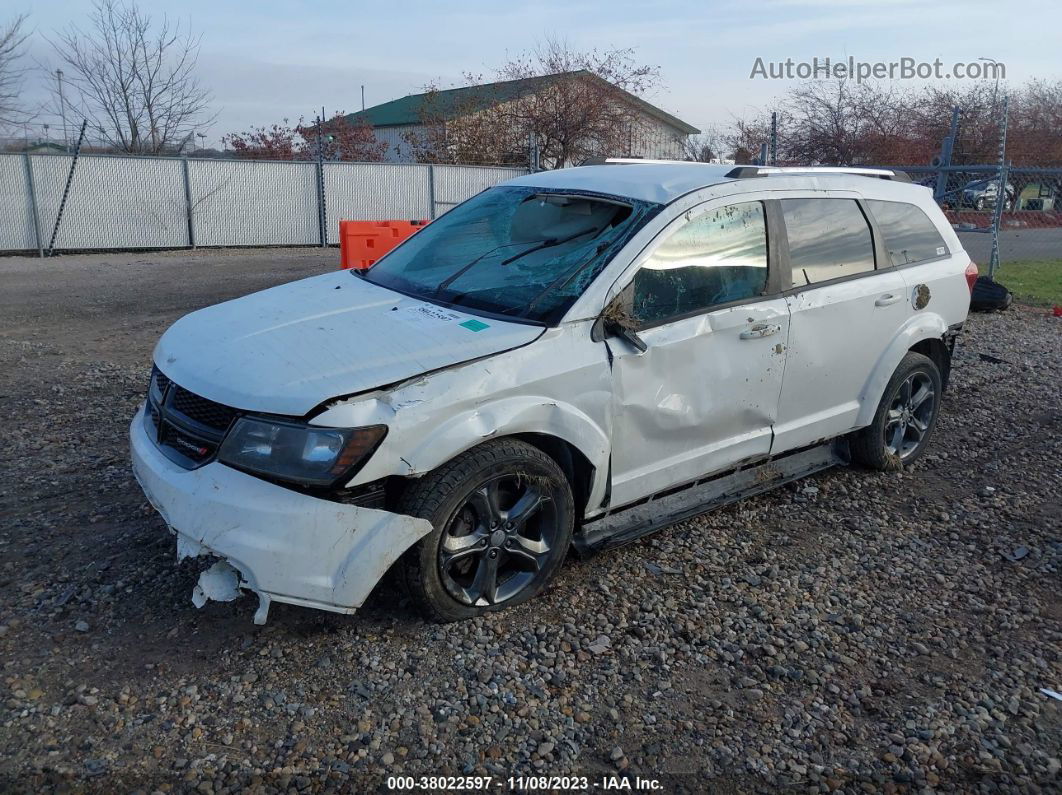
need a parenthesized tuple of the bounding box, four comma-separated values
(574, 443, 843, 556)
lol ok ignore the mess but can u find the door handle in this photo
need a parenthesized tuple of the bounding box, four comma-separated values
(875, 293, 902, 307)
(739, 323, 781, 340)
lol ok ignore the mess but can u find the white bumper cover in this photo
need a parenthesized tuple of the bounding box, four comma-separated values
(129, 407, 432, 621)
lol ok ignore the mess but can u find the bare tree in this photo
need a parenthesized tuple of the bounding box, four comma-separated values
(679, 128, 724, 162)
(49, 0, 214, 153)
(408, 38, 663, 168)
(723, 113, 776, 164)
(0, 14, 30, 129)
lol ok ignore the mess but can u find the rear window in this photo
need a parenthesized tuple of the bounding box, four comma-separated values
(781, 198, 876, 286)
(866, 200, 949, 266)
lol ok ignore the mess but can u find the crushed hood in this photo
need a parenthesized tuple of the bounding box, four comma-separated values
(153, 270, 543, 416)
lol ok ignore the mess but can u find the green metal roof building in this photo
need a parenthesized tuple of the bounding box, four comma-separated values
(347, 70, 700, 165)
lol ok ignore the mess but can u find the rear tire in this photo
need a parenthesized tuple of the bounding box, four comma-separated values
(850, 352, 942, 472)
(398, 439, 574, 622)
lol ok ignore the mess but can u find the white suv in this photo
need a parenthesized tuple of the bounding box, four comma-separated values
(131, 162, 976, 624)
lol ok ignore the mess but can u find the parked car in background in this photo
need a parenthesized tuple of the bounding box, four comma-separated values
(961, 178, 1015, 211)
(131, 162, 976, 624)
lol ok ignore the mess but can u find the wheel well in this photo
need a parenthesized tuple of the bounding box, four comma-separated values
(513, 433, 595, 519)
(910, 337, 952, 391)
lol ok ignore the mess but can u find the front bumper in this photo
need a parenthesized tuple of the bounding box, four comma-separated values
(130, 405, 432, 621)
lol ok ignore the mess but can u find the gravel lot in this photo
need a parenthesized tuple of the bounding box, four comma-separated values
(0, 249, 1059, 793)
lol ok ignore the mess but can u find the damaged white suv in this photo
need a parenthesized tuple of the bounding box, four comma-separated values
(131, 162, 975, 623)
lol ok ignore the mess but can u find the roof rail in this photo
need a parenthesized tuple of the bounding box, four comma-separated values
(725, 166, 912, 183)
(593, 157, 708, 166)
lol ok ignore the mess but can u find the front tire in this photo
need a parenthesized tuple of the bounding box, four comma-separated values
(398, 439, 574, 622)
(850, 352, 942, 471)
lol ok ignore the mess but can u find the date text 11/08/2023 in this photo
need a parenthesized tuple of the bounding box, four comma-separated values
(386, 775, 664, 791)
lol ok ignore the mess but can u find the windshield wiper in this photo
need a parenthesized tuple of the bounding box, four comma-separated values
(498, 228, 594, 265)
(433, 240, 543, 298)
(519, 240, 612, 317)
(433, 228, 597, 298)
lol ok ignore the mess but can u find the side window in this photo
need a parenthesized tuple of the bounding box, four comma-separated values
(781, 198, 875, 286)
(632, 201, 768, 326)
(866, 199, 949, 266)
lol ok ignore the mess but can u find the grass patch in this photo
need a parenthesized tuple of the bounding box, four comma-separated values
(993, 259, 1062, 306)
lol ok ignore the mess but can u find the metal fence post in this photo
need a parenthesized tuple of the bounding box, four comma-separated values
(46, 119, 88, 256)
(988, 94, 1009, 279)
(22, 153, 43, 258)
(427, 165, 437, 220)
(181, 156, 195, 248)
(769, 112, 778, 166)
(314, 116, 328, 247)
(934, 107, 961, 204)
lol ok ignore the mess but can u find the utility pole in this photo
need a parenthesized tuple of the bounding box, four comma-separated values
(978, 57, 1002, 111)
(361, 85, 365, 111)
(56, 69, 70, 151)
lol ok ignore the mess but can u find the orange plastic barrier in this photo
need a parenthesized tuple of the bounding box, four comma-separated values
(339, 220, 429, 270)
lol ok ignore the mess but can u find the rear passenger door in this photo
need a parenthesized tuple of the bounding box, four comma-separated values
(865, 198, 968, 333)
(772, 194, 909, 453)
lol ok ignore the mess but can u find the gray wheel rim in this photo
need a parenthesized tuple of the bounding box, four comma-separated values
(438, 475, 558, 607)
(884, 371, 936, 460)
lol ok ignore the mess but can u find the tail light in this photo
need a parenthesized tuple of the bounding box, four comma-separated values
(965, 261, 979, 293)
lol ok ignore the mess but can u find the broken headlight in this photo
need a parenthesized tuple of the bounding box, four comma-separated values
(217, 418, 387, 487)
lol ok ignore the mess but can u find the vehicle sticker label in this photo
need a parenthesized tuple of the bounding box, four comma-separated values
(402, 304, 490, 333)
(405, 304, 463, 324)
(936, 246, 946, 256)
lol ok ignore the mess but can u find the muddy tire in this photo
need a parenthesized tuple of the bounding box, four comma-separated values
(850, 352, 942, 472)
(398, 439, 574, 622)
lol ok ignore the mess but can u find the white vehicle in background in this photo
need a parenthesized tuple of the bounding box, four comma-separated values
(131, 162, 976, 624)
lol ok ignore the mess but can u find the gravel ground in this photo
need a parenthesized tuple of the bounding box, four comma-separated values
(0, 249, 1059, 794)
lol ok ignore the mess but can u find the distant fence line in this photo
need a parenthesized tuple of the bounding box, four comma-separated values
(0, 152, 527, 254)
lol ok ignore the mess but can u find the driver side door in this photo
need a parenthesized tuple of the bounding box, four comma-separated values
(605, 198, 790, 508)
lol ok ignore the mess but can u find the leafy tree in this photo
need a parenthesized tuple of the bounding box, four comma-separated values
(223, 113, 386, 161)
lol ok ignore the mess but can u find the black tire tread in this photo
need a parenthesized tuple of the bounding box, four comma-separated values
(850, 351, 941, 472)
(397, 438, 573, 622)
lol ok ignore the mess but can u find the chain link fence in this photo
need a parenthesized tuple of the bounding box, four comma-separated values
(883, 164, 1062, 306)
(0, 152, 527, 255)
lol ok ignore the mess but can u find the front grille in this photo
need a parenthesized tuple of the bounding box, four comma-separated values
(171, 386, 238, 432)
(145, 365, 241, 469)
(151, 366, 171, 395)
(161, 424, 218, 464)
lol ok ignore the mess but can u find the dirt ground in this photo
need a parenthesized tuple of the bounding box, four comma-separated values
(0, 248, 1059, 793)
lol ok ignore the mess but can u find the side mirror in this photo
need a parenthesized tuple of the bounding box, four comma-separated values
(591, 296, 647, 353)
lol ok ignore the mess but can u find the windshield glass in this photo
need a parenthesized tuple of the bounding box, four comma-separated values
(361, 186, 661, 323)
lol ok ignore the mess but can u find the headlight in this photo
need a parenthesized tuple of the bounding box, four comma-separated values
(217, 418, 387, 487)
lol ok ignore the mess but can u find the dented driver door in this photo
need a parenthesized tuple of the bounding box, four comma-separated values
(605, 199, 790, 509)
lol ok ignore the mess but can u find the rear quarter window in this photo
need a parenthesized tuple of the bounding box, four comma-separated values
(866, 199, 949, 266)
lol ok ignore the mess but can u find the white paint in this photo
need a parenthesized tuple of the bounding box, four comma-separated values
(132, 163, 973, 621)
(608, 299, 790, 507)
(509, 163, 737, 205)
(131, 409, 433, 617)
(191, 561, 241, 608)
(153, 271, 541, 416)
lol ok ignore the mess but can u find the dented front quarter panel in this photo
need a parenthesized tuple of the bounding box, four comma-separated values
(312, 322, 615, 516)
(130, 407, 432, 620)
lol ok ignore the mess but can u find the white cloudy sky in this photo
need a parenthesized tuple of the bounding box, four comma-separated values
(12, 0, 1062, 146)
